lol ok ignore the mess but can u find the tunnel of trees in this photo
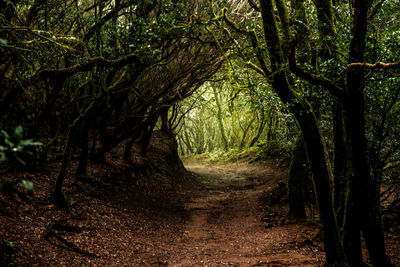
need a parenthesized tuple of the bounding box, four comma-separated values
(1, 0, 400, 266)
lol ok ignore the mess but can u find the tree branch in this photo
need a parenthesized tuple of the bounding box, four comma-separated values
(367, 0, 386, 21)
(342, 60, 400, 73)
(289, 18, 310, 33)
(82, 1, 133, 42)
(288, 37, 345, 101)
(222, 8, 272, 77)
(275, 0, 290, 43)
(248, 0, 260, 12)
(36, 54, 142, 80)
(340, 59, 400, 85)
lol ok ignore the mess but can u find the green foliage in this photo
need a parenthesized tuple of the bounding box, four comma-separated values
(0, 126, 42, 167)
(175, 63, 295, 160)
(4, 240, 16, 250)
(0, 2, 399, 256)
(0, 126, 40, 196)
(18, 179, 34, 194)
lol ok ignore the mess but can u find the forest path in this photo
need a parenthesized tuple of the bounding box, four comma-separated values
(163, 160, 324, 266)
(0, 157, 325, 266)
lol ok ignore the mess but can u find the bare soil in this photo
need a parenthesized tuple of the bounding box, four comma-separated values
(1, 151, 399, 266)
(170, 159, 325, 266)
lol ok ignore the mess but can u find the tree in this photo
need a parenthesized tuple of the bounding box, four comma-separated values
(0, 0, 225, 206)
(213, 0, 400, 265)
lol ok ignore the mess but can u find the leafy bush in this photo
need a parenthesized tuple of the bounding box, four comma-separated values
(0, 125, 42, 167)
(0, 126, 42, 194)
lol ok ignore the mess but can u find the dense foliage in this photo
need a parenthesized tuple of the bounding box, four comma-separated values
(175, 66, 296, 160)
(175, 0, 400, 266)
(1, 0, 400, 266)
(1, 0, 227, 204)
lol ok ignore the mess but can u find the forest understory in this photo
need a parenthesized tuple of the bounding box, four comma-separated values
(1, 133, 399, 267)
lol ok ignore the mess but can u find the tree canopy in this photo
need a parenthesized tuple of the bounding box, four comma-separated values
(1, 0, 400, 266)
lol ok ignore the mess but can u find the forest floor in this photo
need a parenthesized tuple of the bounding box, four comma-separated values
(167, 158, 326, 266)
(1, 149, 399, 266)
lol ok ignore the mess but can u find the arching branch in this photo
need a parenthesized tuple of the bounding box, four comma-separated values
(342, 59, 400, 73)
(36, 54, 142, 80)
(340, 59, 400, 85)
(82, 1, 133, 42)
(222, 8, 272, 77)
(288, 37, 346, 101)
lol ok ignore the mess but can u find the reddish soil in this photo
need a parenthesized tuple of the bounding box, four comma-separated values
(1, 154, 399, 266)
(171, 159, 325, 266)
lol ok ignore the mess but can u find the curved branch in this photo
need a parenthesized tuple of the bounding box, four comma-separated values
(340, 59, 400, 85)
(222, 8, 272, 76)
(82, 1, 133, 42)
(342, 60, 400, 72)
(288, 37, 345, 101)
(36, 54, 142, 80)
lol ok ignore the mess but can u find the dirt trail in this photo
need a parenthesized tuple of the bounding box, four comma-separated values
(0, 158, 324, 267)
(3, 151, 399, 266)
(165, 160, 324, 266)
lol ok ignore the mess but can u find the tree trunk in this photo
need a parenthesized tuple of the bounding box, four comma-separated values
(123, 131, 141, 162)
(183, 130, 194, 154)
(259, 0, 347, 264)
(239, 115, 255, 150)
(76, 123, 90, 178)
(287, 133, 308, 222)
(51, 130, 72, 207)
(160, 107, 170, 133)
(177, 134, 186, 156)
(212, 86, 229, 151)
(332, 101, 347, 230)
(140, 119, 157, 156)
(248, 110, 266, 147)
(343, 0, 392, 265)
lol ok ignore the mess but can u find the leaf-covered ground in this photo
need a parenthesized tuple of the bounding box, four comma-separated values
(1, 141, 399, 266)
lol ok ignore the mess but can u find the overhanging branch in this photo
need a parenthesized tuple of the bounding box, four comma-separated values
(36, 54, 142, 80)
(341, 60, 400, 74)
(340, 59, 400, 85)
(82, 1, 133, 42)
(222, 8, 272, 77)
(288, 37, 345, 101)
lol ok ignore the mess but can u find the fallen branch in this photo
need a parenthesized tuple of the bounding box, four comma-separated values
(45, 231, 99, 258)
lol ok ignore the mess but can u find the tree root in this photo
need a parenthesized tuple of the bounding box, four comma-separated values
(45, 219, 99, 258)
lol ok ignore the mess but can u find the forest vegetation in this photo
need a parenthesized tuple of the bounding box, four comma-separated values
(1, 0, 400, 266)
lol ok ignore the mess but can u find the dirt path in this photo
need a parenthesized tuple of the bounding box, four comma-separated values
(2, 152, 399, 266)
(0, 159, 326, 267)
(163, 160, 325, 266)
